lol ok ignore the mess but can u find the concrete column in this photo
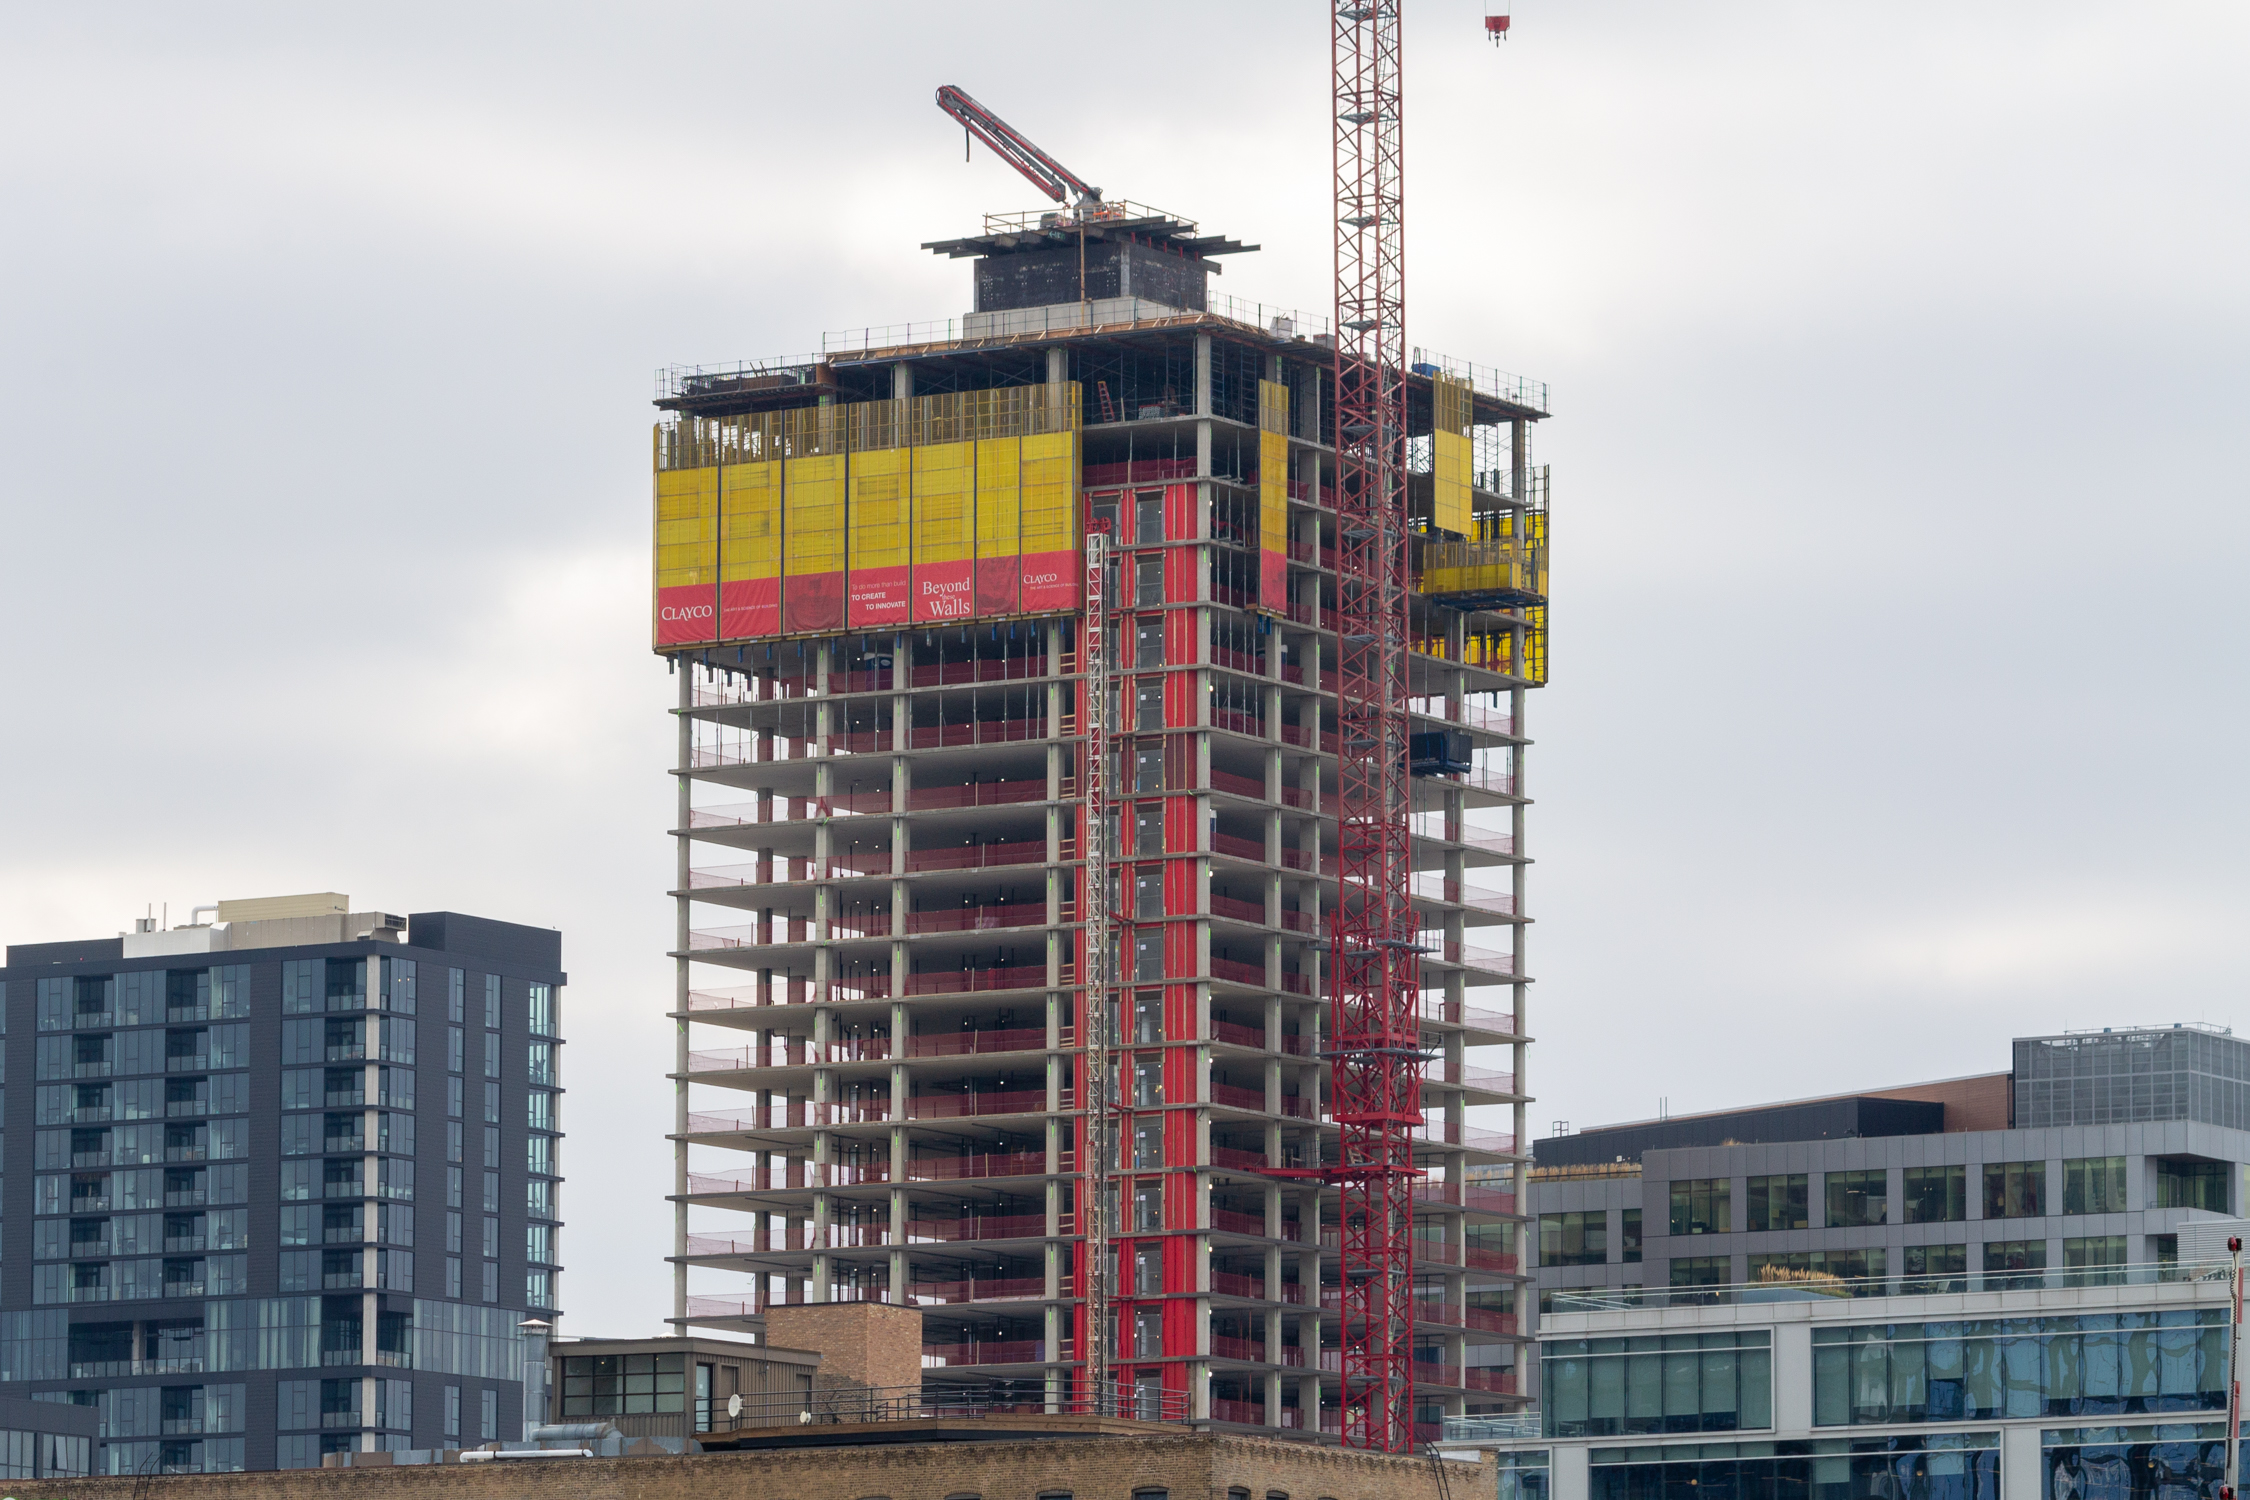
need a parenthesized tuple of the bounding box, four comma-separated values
(671, 683, 694, 1313)
(1554, 1446, 1591, 1500)
(1772, 1319, 1814, 1430)
(892, 362, 914, 402)
(1047, 345, 1067, 392)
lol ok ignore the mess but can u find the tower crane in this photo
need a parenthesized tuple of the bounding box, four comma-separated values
(1326, 0, 1423, 1454)
(1327, 0, 1515, 1455)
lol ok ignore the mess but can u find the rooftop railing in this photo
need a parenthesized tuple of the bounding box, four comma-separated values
(1546, 1258, 2231, 1313)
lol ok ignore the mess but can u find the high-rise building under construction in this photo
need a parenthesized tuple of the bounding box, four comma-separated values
(652, 200, 1547, 1441)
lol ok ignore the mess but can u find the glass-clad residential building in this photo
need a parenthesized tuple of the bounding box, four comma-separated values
(0, 896, 564, 1471)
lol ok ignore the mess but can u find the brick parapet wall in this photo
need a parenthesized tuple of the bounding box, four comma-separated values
(25, 1433, 1490, 1500)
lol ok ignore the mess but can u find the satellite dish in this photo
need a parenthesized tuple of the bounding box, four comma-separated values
(727, 1393, 742, 1419)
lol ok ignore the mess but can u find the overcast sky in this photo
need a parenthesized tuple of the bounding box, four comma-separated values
(2, 2, 2243, 1339)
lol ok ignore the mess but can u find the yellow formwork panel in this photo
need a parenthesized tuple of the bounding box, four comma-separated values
(655, 383, 1082, 473)
(647, 384, 1083, 638)
(1432, 373, 1474, 540)
(784, 456, 846, 573)
(654, 466, 718, 589)
(1018, 429, 1080, 612)
(913, 442, 974, 566)
(718, 459, 780, 583)
(973, 435, 1022, 615)
(783, 451, 847, 634)
(1258, 380, 1290, 614)
(847, 446, 912, 627)
(848, 448, 911, 570)
(913, 440, 976, 622)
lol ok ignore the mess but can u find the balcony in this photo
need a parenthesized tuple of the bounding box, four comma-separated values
(919, 1338, 1051, 1367)
(904, 965, 1057, 997)
(905, 1086, 1049, 1120)
(904, 1149, 1056, 1182)
(903, 1211, 1051, 1245)
(1411, 1182, 1518, 1216)
(907, 1274, 1050, 1305)
(1406, 696, 1514, 736)
(902, 838, 1052, 874)
(905, 1026, 1054, 1058)
(902, 903, 1051, 935)
(1410, 875, 1515, 915)
(903, 777, 1051, 811)
(904, 718, 1050, 752)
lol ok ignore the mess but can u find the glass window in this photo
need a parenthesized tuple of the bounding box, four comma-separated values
(1812, 1312, 2225, 1427)
(1541, 1329, 1772, 1438)
(1904, 1165, 1967, 1224)
(1590, 1433, 1999, 1500)
(1745, 1174, 1807, 1232)
(2042, 1424, 2226, 1500)
(1671, 1256, 1730, 1290)
(2158, 1160, 2228, 1213)
(483, 976, 500, 1032)
(1669, 1179, 1730, 1236)
(1539, 1212, 1607, 1267)
(1983, 1238, 2049, 1289)
(1749, 1248, 1887, 1290)
(556, 1352, 686, 1416)
(2063, 1235, 2128, 1286)
(1826, 1169, 1888, 1228)
(1495, 1450, 1549, 1500)
(1982, 1161, 2046, 1218)
(527, 984, 555, 1039)
(2064, 1157, 2129, 1214)
(1622, 1209, 1643, 1264)
(1902, 1242, 1968, 1292)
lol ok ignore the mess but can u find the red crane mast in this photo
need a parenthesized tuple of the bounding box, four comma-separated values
(1328, 0, 1422, 1455)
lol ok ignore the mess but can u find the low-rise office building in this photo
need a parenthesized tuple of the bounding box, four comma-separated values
(1530, 1025, 2250, 1310)
(1442, 1024, 2250, 1500)
(1456, 1263, 2235, 1500)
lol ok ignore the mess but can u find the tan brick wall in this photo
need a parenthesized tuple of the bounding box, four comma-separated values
(26, 1432, 1489, 1500)
(766, 1302, 924, 1392)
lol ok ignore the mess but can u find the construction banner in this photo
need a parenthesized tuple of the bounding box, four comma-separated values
(973, 436, 1022, 617)
(1018, 428, 1080, 613)
(911, 440, 975, 622)
(1432, 372, 1474, 540)
(1257, 380, 1290, 613)
(653, 450, 718, 646)
(718, 452, 781, 640)
(846, 447, 911, 629)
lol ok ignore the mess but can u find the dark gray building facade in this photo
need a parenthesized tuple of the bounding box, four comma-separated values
(0, 896, 564, 1472)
